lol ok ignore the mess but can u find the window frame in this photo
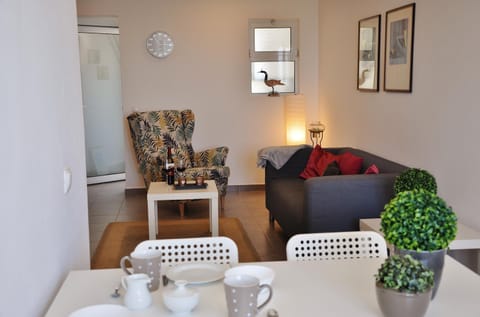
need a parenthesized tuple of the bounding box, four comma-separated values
(249, 19, 299, 94)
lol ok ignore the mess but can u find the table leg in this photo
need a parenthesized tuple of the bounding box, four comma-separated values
(155, 200, 159, 236)
(147, 198, 158, 240)
(210, 196, 219, 236)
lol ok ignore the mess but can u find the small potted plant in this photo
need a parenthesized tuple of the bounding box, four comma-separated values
(375, 254, 434, 317)
(381, 189, 457, 298)
(393, 168, 437, 195)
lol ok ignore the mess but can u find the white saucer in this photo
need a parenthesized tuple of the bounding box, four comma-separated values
(69, 304, 130, 317)
(166, 263, 229, 284)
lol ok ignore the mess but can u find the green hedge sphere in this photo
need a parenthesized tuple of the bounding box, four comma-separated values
(394, 168, 437, 195)
(381, 189, 457, 251)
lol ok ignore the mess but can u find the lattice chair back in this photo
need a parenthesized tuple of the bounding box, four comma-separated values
(286, 231, 387, 261)
(134, 236, 239, 269)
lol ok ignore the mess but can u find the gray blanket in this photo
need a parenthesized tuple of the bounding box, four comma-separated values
(257, 144, 310, 169)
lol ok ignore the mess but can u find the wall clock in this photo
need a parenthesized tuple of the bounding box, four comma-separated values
(146, 31, 174, 58)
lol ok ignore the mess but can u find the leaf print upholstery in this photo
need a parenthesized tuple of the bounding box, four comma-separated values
(127, 110, 230, 197)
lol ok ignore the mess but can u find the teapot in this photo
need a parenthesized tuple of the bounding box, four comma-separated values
(121, 273, 152, 310)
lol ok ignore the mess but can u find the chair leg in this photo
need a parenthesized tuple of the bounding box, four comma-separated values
(220, 195, 225, 211)
(178, 201, 185, 218)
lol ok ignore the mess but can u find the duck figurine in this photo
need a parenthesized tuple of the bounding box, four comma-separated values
(258, 70, 284, 96)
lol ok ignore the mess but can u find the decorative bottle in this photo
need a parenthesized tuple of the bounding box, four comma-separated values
(166, 147, 175, 185)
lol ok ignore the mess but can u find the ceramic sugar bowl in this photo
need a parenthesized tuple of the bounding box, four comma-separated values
(162, 280, 199, 315)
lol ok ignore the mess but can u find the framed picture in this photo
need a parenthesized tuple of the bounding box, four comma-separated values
(384, 3, 416, 92)
(357, 14, 381, 91)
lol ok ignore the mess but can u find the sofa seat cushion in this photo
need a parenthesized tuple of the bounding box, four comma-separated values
(183, 166, 230, 196)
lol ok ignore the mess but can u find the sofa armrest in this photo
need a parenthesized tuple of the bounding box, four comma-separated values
(303, 173, 399, 232)
(265, 147, 312, 180)
(193, 146, 229, 167)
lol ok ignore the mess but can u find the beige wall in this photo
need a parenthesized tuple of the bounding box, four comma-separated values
(77, 0, 319, 188)
(318, 0, 480, 233)
(1, 0, 89, 315)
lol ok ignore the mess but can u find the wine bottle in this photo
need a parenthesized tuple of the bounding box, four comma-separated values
(166, 147, 175, 185)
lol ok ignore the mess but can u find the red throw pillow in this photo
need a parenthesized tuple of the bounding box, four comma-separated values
(314, 151, 338, 176)
(299, 145, 324, 179)
(364, 164, 380, 174)
(337, 152, 363, 175)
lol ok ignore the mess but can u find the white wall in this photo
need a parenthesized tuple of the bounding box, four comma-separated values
(318, 0, 480, 232)
(76, 0, 319, 188)
(0, 1, 89, 316)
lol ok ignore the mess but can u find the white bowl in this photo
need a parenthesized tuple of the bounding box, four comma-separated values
(224, 265, 275, 286)
(162, 280, 199, 315)
(69, 304, 130, 317)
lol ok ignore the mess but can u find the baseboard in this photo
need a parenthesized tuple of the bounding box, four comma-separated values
(125, 184, 265, 195)
(227, 184, 265, 192)
(125, 187, 147, 195)
(87, 173, 125, 185)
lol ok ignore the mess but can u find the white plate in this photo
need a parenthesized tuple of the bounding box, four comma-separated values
(69, 304, 131, 317)
(224, 265, 275, 285)
(166, 263, 229, 284)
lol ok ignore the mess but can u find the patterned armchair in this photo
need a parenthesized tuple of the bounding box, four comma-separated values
(127, 110, 230, 209)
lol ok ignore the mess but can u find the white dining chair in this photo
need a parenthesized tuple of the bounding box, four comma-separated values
(134, 236, 239, 267)
(286, 231, 388, 261)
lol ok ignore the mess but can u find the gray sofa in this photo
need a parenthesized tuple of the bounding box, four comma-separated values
(265, 147, 407, 237)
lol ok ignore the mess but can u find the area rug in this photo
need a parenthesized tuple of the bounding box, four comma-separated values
(91, 217, 260, 269)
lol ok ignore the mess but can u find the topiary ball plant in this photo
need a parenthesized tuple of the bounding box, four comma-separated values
(375, 254, 434, 293)
(381, 189, 457, 251)
(394, 168, 437, 195)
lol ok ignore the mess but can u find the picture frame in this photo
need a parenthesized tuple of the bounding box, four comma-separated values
(384, 3, 416, 92)
(357, 14, 381, 91)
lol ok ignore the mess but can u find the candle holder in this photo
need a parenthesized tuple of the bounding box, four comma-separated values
(308, 121, 325, 146)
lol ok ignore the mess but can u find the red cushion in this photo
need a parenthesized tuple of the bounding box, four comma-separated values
(364, 164, 380, 174)
(299, 145, 324, 179)
(314, 151, 338, 176)
(337, 152, 363, 175)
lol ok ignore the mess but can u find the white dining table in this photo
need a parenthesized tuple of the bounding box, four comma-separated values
(46, 256, 480, 317)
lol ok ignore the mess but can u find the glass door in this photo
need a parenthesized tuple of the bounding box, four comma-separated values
(78, 26, 125, 184)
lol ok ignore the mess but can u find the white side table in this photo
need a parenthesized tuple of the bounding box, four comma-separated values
(147, 180, 219, 239)
(359, 218, 480, 251)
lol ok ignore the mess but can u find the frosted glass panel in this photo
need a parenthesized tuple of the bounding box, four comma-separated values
(251, 61, 295, 94)
(79, 32, 124, 178)
(254, 28, 291, 52)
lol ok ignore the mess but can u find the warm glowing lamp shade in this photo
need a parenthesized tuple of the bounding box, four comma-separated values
(284, 94, 306, 145)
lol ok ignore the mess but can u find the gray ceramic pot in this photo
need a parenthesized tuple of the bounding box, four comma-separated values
(376, 282, 432, 317)
(394, 247, 446, 299)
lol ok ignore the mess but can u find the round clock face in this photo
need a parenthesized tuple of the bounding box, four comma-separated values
(146, 31, 174, 58)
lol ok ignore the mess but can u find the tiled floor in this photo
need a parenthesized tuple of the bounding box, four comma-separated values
(87, 181, 288, 261)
